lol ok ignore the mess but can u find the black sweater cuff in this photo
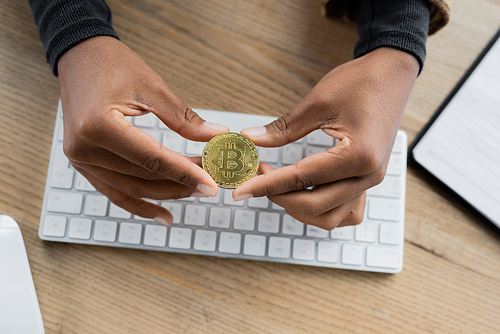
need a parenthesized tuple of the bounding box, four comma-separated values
(355, 0, 431, 74)
(28, 0, 119, 76)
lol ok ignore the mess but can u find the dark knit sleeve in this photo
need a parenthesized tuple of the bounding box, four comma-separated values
(28, 0, 119, 76)
(354, 0, 431, 73)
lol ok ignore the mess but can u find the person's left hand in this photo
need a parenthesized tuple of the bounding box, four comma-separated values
(233, 48, 419, 230)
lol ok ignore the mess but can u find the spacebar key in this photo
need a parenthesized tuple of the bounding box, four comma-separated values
(366, 246, 399, 269)
(47, 191, 83, 214)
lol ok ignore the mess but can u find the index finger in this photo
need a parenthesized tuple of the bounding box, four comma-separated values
(76, 111, 218, 196)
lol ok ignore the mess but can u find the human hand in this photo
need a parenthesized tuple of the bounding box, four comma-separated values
(234, 48, 419, 230)
(58, 36, 228, 225)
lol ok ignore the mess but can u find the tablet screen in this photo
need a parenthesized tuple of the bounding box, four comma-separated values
(411, 33, 500, 228)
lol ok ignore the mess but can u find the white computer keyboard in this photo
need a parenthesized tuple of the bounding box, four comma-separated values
(39, 101, 407, 273)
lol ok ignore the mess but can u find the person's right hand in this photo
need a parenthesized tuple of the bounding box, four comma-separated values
(57, 36, 228, 225)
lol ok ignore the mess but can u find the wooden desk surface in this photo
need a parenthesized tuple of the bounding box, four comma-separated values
(1, 0, 499, 333)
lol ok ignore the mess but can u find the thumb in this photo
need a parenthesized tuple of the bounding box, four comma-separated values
(166, 105, 229, 142)
(149, 86, 229, 142)
(241, 108, 321, 147)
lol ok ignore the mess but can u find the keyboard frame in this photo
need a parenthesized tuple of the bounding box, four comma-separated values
(39, 101, 407, 274)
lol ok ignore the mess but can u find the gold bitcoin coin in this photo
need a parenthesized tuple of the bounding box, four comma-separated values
(202, 132, 259, 188)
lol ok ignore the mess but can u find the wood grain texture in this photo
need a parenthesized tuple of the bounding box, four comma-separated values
(1, 0, 499, 333)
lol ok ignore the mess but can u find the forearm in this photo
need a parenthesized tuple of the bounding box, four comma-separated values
(28, 0, 119, 76)
(354, 0, 431, 74)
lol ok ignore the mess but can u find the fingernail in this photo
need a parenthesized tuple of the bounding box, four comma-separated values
(155, 216, 171, 226)
(191, 190, 209, 197)
(233, 192, 253, 202)
(197, 183, 217, 197)
(204, 122, 229, 132)
(242, 127, 266, 137)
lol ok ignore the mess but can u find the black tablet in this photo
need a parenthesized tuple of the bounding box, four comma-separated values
(408, 27, 500, 235)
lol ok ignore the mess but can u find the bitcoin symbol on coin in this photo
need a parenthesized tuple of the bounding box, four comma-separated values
(202, 133, 259, 188)
(219, 142, 243, 178)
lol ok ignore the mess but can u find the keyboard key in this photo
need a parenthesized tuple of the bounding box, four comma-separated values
(57, 122, 64, 141)
(248, 197, 269, 209)
(93, 220, 118, 242)
(161, 202, 183, 224)
(366, 246, 399, 269)
(75, 173, 96, 192)
(52, 144, 70, 168)
(169, 227, 192, 249)
(330, 226, 354, 240)
(306, 225, 329, 238)
(306, 130, 334, 147)
(118, 222, 142, 245)
(209, 207, 231, 229)
(134, 215, 155, 221)
(282, 214, 304, 236)
(243, 234, 266, 257)
(184, 205, 207, 226)
(233, 210, 256, 231)
(133, 113, 156, 128)
(379, 224, 401, 245)
(259, 147, 279, 163)
(84, 194, 108, 217)
(144, 224, 167, 247)
(42, 215, 67, 237)
(392, 134, 404, 154)
(368, 198, 400, 222)
(292, 239, 315, 261)
(109, 203, 132, 219)
(50, 147, 74, 189)
(219, 232, 242, 254)
(305, 146, 327, 157)
(185, 141, 205, 155)
(317, 241, 340, 263)
(282, 144, 303, 165)
(367, 176, 401, 199)
(177, 196, 196, 202)
(158, 118, 168, 129)
(47, 191, 83, 214)
(341, 244, 364, 265)
(355, 223, 377, 243)
(68, 218, 92, 240)
(386, 154, 403, 176)
(268, 237, 291, 259)
(198, 191, 221, 204)
(258, 212, 280, 233)
(141, 129, 161, 142)
(162, 130, 184, 153)
(193, 230, 217, 252)
(272, 202, 285, 211)
(223, 190, 244, 207)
